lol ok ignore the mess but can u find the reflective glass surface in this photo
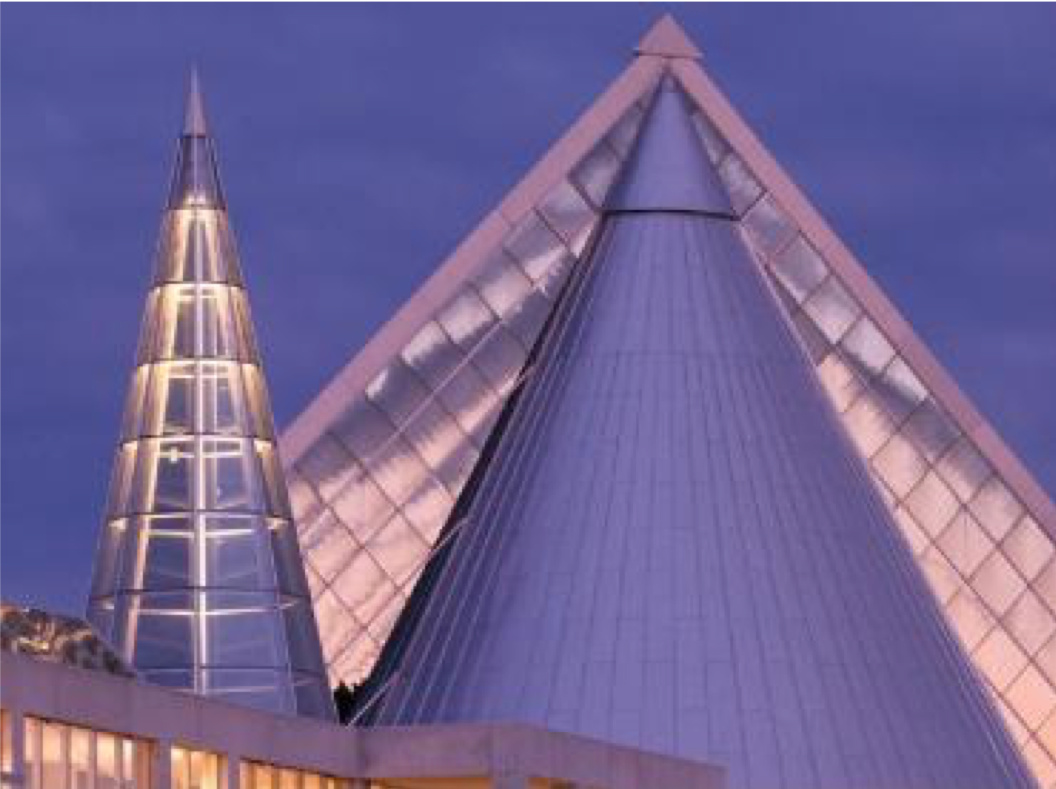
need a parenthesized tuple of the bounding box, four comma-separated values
(709, 107, 1056, 785)
(87, 102, 329, 718)
(288, 98, 652, 684)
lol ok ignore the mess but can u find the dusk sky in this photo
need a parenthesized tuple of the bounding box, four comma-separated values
(2, 4, 1054, 616)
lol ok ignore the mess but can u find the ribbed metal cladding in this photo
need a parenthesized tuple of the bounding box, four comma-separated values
(371, 76, 1036, 788)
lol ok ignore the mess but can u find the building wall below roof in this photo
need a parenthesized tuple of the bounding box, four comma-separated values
(0, 652, 722, 789)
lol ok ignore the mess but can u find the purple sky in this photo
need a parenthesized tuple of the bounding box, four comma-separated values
(2, 4, 1054, 616)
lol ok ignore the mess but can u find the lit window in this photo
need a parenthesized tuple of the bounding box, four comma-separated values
(171, 745, 222, 789)
(21, 717, 150, 789)
(240, 760, 351, 789)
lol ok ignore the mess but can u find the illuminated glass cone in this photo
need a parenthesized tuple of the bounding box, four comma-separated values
(87, 71, 332, 719)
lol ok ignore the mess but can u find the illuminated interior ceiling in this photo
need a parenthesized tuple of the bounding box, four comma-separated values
(280, 14, 1056, 785)
(86, 72, 331, 719)
(1, 603, 134, 677)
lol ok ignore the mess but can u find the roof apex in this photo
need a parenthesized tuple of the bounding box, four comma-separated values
(183, 66, 209, 136)
(635, 14, 702, 60)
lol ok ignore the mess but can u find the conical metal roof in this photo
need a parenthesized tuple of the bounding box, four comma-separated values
(368, 67, 1034, 789)
(86, 73, 332, 719)
(606, 76, 732, 215)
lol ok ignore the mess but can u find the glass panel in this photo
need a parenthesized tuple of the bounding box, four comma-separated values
(802, 276, 859, 344)
(840, 318, 894, 380)
(570, 139, 622, 208)
(128, 592, 195, 667)
(367, 433, 430, 509)
(973, 550, 1027, 616)
(1007, 666, 1056, 730)
(133, 437, 195, 513)
(201, 437, 263, 511)
(436, 361, 497, 446)
(328, 470, 397, 545)
(969, 476, 1024, 543)
(436, 287, 497, 354)
(294, 434, 358, 504)
(365, 513, 428, 589)
(329, 551, 393, 625)
(330, 399, 395, 468)
(107, 443, 139, 517)
(256, 441, 290, 517)
(241, 365, 275, 438)
(473, 252, 534, 322)
(503, 211, 569, 284)
(537, 181, 596, 255)
(121, 366, 150, 439)
(152, 285, 198, 359)
(937, 436, 992, 504)
(1003, 516, 1054, 582)
(816, 352, 863, 413)
(717, 153, 763, 215)
(975, 628, 1029, 693)
(1005, 589, 1055, 656)
(202, 592, 282, 668)
(199, 286, 241, 359)
(874, 356, 927, 425)
(503, 287, 555, 350)
(401, 397, 466, 473)
(298, 508, 359, 583)
(901, 399, 959, 463)
(143, 362, 197, 436)
(204, 515, 270, 588)
(841, 388, 897, 458)
(743, 194, 796, 260)
(790, 309, 829, 364)
(772, 235, 828, 304)
(605, 102, 644, 158)
(870, 433, 927, 499)
(691, 111, 730, 163)
(136, 521, 193, 590)
(936, 509, 993, 575)
(471, 326, 526, 394)
(400, 320, 461, 391)
(199, 362, 250, 435)
(136, 290, 160, 364)
(365, 358, 430, 430)
(945, 588, 995, 652)
(400, 475, 455, 540)
(91, 518, 128, 597)
(904, 471, 960, 539)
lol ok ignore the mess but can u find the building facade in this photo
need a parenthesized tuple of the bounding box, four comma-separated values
(3, 12, 1054, 789)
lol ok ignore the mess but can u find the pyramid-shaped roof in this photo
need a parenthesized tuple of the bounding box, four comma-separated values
(280, 15, 1056, 784)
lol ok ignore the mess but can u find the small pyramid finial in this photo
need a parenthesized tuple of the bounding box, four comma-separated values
(635, 14, 702, 60)
(183, 66, 209, 136)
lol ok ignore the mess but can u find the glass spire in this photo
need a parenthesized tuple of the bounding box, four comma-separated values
(87, 72, 332, 719)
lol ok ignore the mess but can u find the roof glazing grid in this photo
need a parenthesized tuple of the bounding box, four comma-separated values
(86, 76, 331, 719)
(688, 106, 1056, 787)
(290, 96, 653, 685)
